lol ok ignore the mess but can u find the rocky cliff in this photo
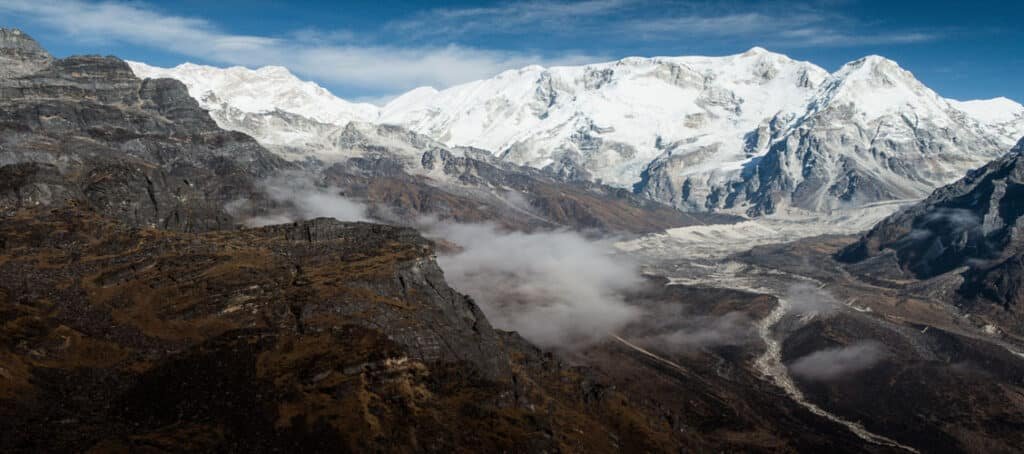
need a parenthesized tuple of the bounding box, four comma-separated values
(0, 28, 289, 231)
(839, 137, 1024, 330)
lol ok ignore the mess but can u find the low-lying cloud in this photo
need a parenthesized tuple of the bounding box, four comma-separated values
(235, 182, 644, 349)
(895, 207, 997, 274)
(635, 310, 756, 352)
(784, 282, 840, 315)
(789, 341, 888, 381)
(922, 207, 982, 229)
(228, 176, 368, 227)
(0, 0, 597, 96)
(430, 222, 643, 349)
(899, 207, 983, 244)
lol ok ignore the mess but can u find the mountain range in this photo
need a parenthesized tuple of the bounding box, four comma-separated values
(7, 25, 1024, 453)
(131, 49, 1024, 216)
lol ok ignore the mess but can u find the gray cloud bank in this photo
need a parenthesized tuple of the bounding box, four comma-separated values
(785, 283, 841, 315)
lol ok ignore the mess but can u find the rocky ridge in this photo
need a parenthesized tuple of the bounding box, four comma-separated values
(839, 138, 1024, 333)
(0, 28, 289, 231)
(0, 207, 683, 452)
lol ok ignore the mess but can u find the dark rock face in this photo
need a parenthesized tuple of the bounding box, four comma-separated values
(733, 113, 964, 216)
(839, 138, 1024, 314)
(328, 147, 738, 234)
(781, 312, 1024, 453)
(0, 207, 682, 452)
(0, 30, 290, 231)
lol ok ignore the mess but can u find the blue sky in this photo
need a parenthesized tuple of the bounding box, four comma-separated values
(2, 0, 1021, 104)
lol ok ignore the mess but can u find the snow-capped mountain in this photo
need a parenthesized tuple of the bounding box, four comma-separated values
(127, 50, 1024, 216)
(950, 97, 1024, 143)
(129, 61, 381, 161)
(690, 55, 1014, 215)
(129, 62, 378, 125)
(381, 47, 829, 188)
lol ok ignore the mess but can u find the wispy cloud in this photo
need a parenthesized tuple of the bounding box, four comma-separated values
(387, 0, 943, 49)
(789, 341, 889, 381)
(385, 0, 627, 39)
(621, 9, 940, 47)
(228, 179, 645, 350)
(2, 0, 945, 96)
(0, 0, 598, 92)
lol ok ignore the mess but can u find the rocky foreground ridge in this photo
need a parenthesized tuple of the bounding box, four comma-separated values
(0, 28, 687, 452)
(0, 207, 686, 452)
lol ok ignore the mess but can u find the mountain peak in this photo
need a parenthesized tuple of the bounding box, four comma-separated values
(0, 28, 53, 77)
(835, 54, 912, 82)
(814, 53, 949, 120)
(951, 97, 1024, 130)
(254, 65, 297, 78)
(741, 46, 771, 56)
(736, 46, 797, 63)
(384, 86, 440, 111)
(0, 28, 47, 54)
(127, 60, 380, 127)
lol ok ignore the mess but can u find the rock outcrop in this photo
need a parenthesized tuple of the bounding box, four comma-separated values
(0, 28, 52, 77)
(0, 28, 290, 231)
(839, 137, 1024, 328)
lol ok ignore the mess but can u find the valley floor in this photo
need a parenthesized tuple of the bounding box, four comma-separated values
(591, 205, 1024, 452)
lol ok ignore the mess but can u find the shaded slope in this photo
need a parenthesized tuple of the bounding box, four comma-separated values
(0, 207, 683, 452)
(839, 138, 1024, 330)
(0, 28, 290, 231)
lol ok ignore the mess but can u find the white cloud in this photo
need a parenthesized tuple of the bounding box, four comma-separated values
(789, 341, 889, 381)
(227, 180, 644, 350)
(0, 0, 599, 92)
(634, 310, 758, 351)
(431, 222, 643, 349)
(385, 0, 627, 39)
(1, 0, 944, 95)
(227, 174, 369, 227)
(622, 10, 939, 47)
(627, 12, 793, 36)
(389, 1, 942, 48)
